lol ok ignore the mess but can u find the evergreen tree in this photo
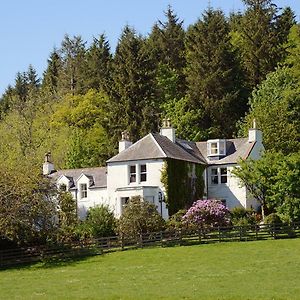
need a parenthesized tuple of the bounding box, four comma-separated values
(185, 8, 245, 139)
(233, 0, 295, 89)
(42, 49, 62, 95)
(148, 6, 186, 99)
(0, 85, 14, 117)
(111, 26, 158, 143)
(59, 35, 87, 95)
(26, 64, 40, 90)
(14, 71, 28, 103)
(85, 34, 113, 93)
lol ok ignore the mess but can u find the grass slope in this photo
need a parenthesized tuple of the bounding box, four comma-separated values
(1, 239, 300, 299)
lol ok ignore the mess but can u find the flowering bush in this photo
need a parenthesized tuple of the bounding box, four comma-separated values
(183, 199, 230, 228)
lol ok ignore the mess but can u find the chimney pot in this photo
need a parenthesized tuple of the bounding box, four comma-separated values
(160, 119, 176, 142)
(43, 152, 55, 175)
(119, 131, 132, 152)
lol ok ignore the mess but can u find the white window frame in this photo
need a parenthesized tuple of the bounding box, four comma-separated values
(80, 183, 88, 199)
(129, 165, 136, 183)
(207, 139, 226, 156)
(140, 164, 147, 182)
(210, 167, 228, 185)
(220, 167, 228, 184)
(59, 183, 67, 192)
(211, 168, 219, 184)
(210, 142, 218, 155)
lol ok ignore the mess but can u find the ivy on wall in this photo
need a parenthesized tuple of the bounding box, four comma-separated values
(161, 159, 205, 216)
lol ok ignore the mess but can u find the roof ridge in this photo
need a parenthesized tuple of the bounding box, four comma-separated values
(55, 166, 106, 172)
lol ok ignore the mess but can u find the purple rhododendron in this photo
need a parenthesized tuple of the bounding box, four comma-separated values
(183, 199, 230, 227)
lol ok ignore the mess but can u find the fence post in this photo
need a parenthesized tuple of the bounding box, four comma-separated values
(121, 235, 124, 250)
(198, 229, 202, 243)
(218, 227, 221, 242)
(179, 230, 183, 246)
(255, 225, 258, 240)
(273, 224, 276, 239)
(239, 226, 242, 241)
(139, 233, 143, 248)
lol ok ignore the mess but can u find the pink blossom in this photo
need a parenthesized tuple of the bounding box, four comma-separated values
(183, 199, 230, 227)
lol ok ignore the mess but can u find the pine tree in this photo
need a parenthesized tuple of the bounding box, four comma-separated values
(274, 7, 296, 61)
(0, 85, 14, 117)
(111, 26, 158, 143)
(234, 0, 295, 89)
(85, 34, 113, 93)
(42, 49, 62, 95)
(148, 6, 186, 99)
(59, 35, 87, 95)
(14, 72, 28, 103)
(185, 8, 245, 139)
(26, 64, 40, 89)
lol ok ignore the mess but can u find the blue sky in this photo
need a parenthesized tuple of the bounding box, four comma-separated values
(0, 0, 299, 96)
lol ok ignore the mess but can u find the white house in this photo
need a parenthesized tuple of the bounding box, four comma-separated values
(45, 121, 264, 219)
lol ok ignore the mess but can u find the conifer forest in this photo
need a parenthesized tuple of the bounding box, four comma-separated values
(1, 1, 299, 171)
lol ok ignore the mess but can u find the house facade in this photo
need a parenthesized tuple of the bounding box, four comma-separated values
(45, 122, 264, 219)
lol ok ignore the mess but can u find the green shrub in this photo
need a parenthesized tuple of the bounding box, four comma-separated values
(166, 209, 187, 232)
(264, 213, 282, 225)
(233, 217, 252, 227)
(56, 192, 79, 243)
(231, 207, 256, 226)
(85, 205, 116, 238)
(117, 196, 165, 239)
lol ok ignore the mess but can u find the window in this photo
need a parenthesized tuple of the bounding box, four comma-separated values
(59, 184, 67, 192)
(207, 139, 226, 156)
(145, 196, 154, 204)
(211, 168, 218, 184)
(220, 168, 227, 183)
(210, 142, 218, 155)
(80, 183, 87, 199)
(140, 164, 147, 182)
(210, 167, 228, 185)
(121, 197, 129, 213)
(129, 165, 136, 183)
(219, 142, 225, 155)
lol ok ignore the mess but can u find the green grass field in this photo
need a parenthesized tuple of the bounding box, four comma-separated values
(1, 239, 300, 300)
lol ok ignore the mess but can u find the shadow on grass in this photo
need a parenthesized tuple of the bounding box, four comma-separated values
(0, 251, 104, 271)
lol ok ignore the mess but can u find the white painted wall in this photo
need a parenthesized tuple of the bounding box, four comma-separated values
(206, 164, 249, 209)
(57, 174, 108, 219)
(249, 140, 264, 160)
(107, 159, 168, 218)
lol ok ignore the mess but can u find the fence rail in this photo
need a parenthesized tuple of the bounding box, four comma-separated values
(1, 222, 300, 268)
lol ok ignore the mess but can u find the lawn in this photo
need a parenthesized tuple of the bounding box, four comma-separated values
(1, 239, 300, 300)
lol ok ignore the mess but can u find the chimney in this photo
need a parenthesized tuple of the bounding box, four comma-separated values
(248, 119, 262, 144)
(43, 152, 55, 175)
(119, 130, 132, 153)
(160, 119, 175, 143)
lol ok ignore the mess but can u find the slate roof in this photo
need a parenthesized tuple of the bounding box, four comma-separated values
(107, 134, 256, 165)
(107, 133, 206, 164)
(196, 138, 256, 165)
(49, 134, 256, 182)
(49, 167, 107, 188)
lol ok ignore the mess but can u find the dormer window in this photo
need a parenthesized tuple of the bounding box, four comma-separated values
(59, 184, 67, 192)
(207, 139, 226, 157)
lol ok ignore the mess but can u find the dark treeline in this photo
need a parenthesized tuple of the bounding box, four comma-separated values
(0, 1, 298, 169)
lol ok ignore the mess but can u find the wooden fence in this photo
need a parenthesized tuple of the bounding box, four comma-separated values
(1, 222, 300, 268)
